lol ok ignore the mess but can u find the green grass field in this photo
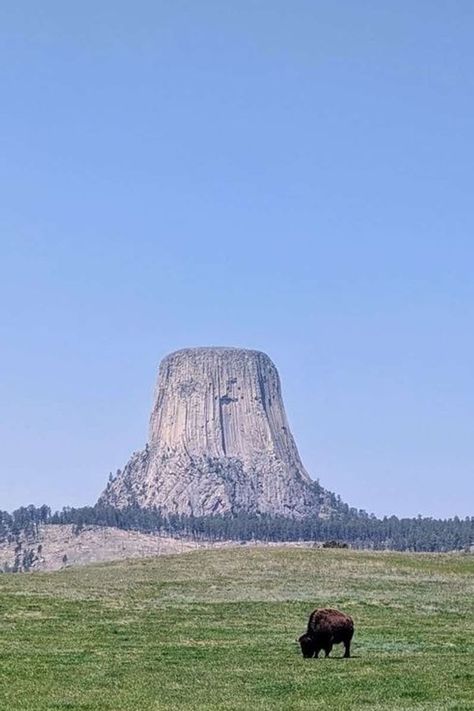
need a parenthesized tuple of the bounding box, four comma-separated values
(0, 547, 473, 710)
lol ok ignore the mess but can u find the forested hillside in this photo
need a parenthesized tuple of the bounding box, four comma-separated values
(1, 503, 472, 563)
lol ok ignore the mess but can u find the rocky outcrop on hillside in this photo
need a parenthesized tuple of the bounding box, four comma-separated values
(0, 524, 207, 572)
(99, 347, 333, 518)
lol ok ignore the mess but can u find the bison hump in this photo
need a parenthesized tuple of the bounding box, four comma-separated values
(308, 608, 353, 631)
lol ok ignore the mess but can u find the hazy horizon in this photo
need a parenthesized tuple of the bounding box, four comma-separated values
(1, 2, 473, 519)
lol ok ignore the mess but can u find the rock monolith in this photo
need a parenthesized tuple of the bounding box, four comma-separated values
(99, 347, 331, 517)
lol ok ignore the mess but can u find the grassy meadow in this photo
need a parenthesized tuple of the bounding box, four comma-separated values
(0, 546, 473, 710)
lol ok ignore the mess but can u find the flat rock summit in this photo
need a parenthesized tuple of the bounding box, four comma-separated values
(99, 347, 332, 517)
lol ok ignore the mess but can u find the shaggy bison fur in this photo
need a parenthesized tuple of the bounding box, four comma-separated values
(299, 608, 354, 658)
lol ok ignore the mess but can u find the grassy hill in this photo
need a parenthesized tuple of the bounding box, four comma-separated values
(0, 547, 473, 710)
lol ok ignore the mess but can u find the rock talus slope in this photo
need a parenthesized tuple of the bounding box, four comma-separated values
(99, 348, 331, 517)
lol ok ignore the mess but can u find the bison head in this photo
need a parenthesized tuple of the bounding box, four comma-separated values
(298, 634, 315, 658)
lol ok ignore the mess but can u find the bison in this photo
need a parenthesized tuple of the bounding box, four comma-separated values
(299, 608, 354, 658)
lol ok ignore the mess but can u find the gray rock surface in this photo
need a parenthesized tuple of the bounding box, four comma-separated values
(99, 347, 332, 517)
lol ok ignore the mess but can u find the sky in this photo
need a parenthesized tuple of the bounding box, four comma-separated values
(0, 1, 473, 518)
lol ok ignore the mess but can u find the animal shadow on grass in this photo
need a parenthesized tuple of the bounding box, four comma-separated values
(293, 644, 359, 659)
(305, 654, 359, 660)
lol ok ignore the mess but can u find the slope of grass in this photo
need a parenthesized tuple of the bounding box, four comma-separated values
(0, 547, 473, 710)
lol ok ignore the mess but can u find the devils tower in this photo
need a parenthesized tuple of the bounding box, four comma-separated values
(99, 348, 332, 517)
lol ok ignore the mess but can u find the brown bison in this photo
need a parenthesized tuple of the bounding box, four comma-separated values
(299, 608, 354, 658)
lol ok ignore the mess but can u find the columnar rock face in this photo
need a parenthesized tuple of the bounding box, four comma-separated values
(99, 347, 331, 517)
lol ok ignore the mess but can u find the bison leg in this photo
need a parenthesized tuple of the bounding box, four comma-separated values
(314, 646, 322, 659)
(343, 640, 351, 658)
(324, 644, 333, 658)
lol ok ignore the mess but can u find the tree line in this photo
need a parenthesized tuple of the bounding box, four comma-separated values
(1, 503, 472, 554)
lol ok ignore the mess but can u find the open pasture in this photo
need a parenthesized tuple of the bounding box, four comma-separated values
(0, 547, 473, 710)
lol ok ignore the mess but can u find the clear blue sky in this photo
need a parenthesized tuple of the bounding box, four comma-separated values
(1, 1, 473, 518)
